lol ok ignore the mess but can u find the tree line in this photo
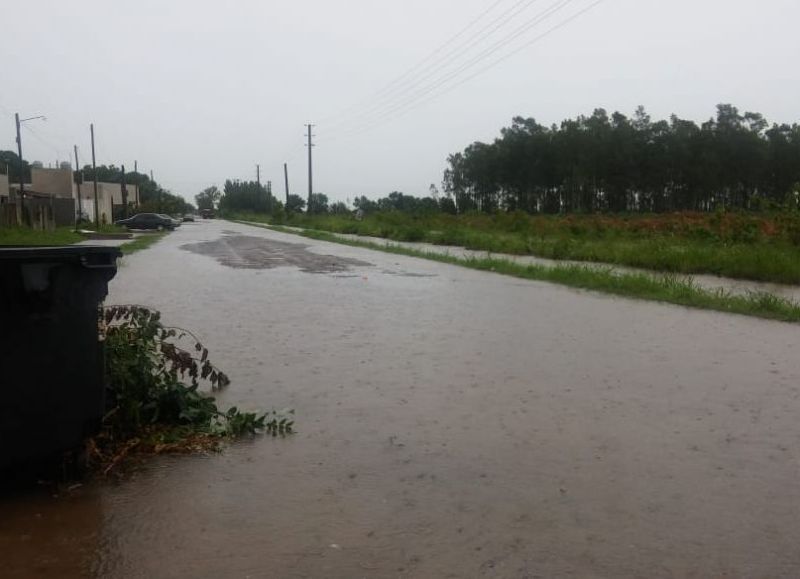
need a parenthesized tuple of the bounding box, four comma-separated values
(214, 179, 351, 215)
(443, 104, 800, 214)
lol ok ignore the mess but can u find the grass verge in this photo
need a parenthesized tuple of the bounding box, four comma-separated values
(230, 211, 800, 284)
(120, 232, 166, 255)
(246, 221, 800, 323)
(0, 226, 83, 246)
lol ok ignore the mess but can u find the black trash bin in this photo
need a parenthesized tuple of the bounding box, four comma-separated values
(0, 246, 121, 469)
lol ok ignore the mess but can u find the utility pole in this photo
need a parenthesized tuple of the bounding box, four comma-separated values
(133, 160, 139, 205)
(90, 123, 99, 227)
(121, 164, 128, 219)
(74, 145, 83, 229)
(14, 113, 46, 225)
(14, 113, 25, 222)
(283, 162, 290, 207)
(305, 124, 315, 212)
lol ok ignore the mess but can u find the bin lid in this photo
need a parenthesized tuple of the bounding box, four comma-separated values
(0, 245, 122, 266)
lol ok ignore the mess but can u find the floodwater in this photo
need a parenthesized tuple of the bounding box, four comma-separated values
(267, 224, 800, 302)
(2, 219, 800, 578)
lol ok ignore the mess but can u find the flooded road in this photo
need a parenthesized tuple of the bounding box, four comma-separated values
(265, 223, 800, 302)
(3, 219, 800, 578)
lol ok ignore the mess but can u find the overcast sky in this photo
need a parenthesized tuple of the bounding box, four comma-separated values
(2, 0, 798, 204)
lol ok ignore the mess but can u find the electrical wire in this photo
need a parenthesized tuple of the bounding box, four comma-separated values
(331, 0, 574, 137)
(22, 124, 68, 162)
(323, 0, 581, 141)
(323, 0, 604, 143)
(324, 0, 549, 132)
(316, 0, 509, 126)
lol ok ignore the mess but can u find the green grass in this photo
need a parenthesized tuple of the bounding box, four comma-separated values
(0, 226, 83, 246)
(0, 225, 166, 257)
(230, 211, 800, 284)
(83, 223, 129, 234)
(246, 222, 800, 323)
(120, 232, 166, 255)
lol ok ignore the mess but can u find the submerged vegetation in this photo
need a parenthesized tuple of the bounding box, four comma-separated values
(91, 305, 293, 474)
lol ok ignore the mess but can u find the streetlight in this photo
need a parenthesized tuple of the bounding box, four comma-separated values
(14, 113, 46, 224)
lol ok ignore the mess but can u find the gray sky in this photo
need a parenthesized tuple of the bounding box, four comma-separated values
(2, 0, 798, 205)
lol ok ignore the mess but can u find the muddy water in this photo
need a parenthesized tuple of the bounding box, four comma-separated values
(269, 224, 800, 302)
(3, 219, 800, 578)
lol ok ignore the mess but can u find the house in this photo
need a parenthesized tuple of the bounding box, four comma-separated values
(13, 165, 140, 225)
(0, 172, 9, 198)
(77, 181, 140, 224)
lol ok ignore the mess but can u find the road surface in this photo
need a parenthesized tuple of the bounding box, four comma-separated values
(3, 219, 800, 578)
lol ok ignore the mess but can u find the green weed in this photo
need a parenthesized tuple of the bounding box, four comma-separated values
(94, 305, 293, 473)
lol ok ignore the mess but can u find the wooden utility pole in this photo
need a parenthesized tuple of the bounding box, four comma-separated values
(14, 113, 25, 223)
(121, 164, 128, 218)
(305, 124, 315, 212)
(133, 160, 139, 205)
(90, 123, 99, 227)
(283, 162, 290, 207)
(74, 145, 83, 228)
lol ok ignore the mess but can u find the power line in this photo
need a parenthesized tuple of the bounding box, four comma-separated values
(318, 0, 510, 126)
(22, 123, 68, 160)
(305, 124, 315, 210)
(326, 0, 572, 139)
(326, 0, 576, 138)
(326, 0, 604, 142)
(325, 0, 549, 133)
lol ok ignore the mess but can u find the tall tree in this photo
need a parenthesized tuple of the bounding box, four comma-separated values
(195, 186, 221, 210)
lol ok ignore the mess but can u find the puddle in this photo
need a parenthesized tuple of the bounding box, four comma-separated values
(181, 234, 372, 273)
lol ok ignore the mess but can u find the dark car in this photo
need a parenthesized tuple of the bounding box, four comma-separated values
(115, 213, 178, 231)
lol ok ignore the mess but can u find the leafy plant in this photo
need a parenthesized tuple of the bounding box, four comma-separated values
(92, 305, 292, 473)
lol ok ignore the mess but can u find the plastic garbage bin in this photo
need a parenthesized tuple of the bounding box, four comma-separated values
(0, 245, 121, 468)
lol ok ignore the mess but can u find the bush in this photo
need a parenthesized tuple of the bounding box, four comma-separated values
(91, 306, 294, 473)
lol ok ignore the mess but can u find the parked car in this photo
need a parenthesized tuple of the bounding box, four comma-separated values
(159, 214, 182, 227)
(115, 213, 179, 231)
